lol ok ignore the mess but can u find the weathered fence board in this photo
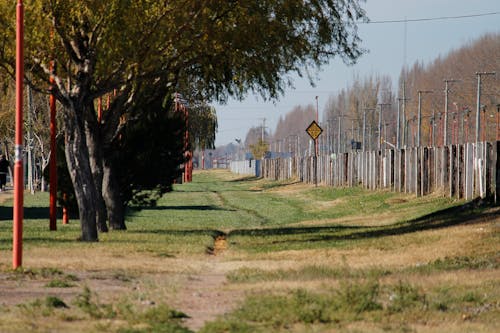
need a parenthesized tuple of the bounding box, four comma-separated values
(231, 141, 499, 201)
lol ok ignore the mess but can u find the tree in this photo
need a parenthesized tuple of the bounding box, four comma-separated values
(109, 84, 187, 213)
(249, 139, 269, 160)
(272, 104, 316, 156)
(0, 0, 367, 241)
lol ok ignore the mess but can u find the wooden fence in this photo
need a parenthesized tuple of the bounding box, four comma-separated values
(243, 142, 499, 202)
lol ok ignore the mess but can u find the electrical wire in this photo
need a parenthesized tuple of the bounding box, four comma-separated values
(363, 11, 500, 24)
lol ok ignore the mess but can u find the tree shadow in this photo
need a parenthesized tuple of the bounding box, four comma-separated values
(227, 198, 497, 245)
(0, 206, 61, 221)
(140, 205, 236, 211)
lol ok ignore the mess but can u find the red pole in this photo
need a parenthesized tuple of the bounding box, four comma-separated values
(13, 0, 24, 269)
(97, 97, 102, 123)
(62, 193, 69, 225)
(49, 59, 57, 231)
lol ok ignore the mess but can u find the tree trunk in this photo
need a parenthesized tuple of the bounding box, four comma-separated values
(85, 119, 109, 232)
(63, 112, 98, 242)
(102, 157, 127, 230)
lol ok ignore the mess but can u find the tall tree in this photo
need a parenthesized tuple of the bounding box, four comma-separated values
(0, 0, 367, 241)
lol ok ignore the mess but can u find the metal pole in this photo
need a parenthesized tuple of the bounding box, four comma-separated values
(417, 91, 433, 147)
(362, 110, 366, 152)
(338, 116, 341, 153)
(49, 58, 57, 231)
(443, 79, 459, 146)
(417, 92, 422, 147)
(13, 0, 24, 269)
(378, 105, 382, 150)
(315, 96, 319, 156)
(396, 98, 401, 149)
(475, 72, 495, 143)
(402, 82, 406, 147)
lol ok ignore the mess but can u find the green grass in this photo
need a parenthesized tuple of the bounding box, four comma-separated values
(0, 170, 498, 333)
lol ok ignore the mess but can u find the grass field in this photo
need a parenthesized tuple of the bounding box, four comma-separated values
(0, 169, 498, 332)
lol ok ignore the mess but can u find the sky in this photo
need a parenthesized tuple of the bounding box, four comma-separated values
(214, 0, 499, 147)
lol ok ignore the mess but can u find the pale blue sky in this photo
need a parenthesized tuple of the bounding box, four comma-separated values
(215, 0, 499, 146)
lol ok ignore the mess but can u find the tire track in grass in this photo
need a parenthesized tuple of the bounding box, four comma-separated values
(212, 190, 270, 226)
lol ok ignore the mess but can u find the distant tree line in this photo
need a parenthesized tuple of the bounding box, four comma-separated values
(267, 33, 498, 154)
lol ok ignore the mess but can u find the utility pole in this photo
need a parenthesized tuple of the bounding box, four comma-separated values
(315, 96, 319, 156)
(378, 104, 382, 150)
(338, 115, 342, 153)
(260, 118, 266, 142)
(362, 109, 366, 152)
(377, 103, 391, 150)
(443, 79, 459, 146)
(396, 98, 401, 150)
(475, 72, 496, 143)
(363, 108, 376, 151)
(400, 81, 410, 148)
(417, 90, 433, 147)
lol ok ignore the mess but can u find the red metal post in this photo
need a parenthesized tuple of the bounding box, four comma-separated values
(49, 59, 57, 231)
(97, 96, 102, 123)
(13, 0, 24, 269)
(62, 193, 69, 224)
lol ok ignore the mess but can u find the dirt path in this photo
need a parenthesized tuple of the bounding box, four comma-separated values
(172, 257, 242, 331)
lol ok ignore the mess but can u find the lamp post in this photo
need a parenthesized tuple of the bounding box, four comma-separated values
(13, 0, 24, 269)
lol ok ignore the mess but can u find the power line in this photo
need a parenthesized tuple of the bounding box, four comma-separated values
(362, 11, 500, 24)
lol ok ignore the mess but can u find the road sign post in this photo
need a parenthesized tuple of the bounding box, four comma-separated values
(306, 121, 323, 186)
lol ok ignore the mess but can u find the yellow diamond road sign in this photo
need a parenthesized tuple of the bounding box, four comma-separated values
(306, 120, 323, 140)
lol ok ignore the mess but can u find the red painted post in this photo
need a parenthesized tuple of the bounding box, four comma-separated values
(49, 59, 57, 231)
(13, 0, 24, 269)
(62, 193, 69, 225)
(97, 97, 102, 123)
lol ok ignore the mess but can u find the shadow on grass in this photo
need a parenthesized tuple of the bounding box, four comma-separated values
(140, 205, 236, 211)
(131, 228, 226, 238)
(228, 176, 260, 182)
(0, 206, 60, 221)
(0, 205, 75, 221)
(227, 198, 497, 245)
(127, 198, 496, 248)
